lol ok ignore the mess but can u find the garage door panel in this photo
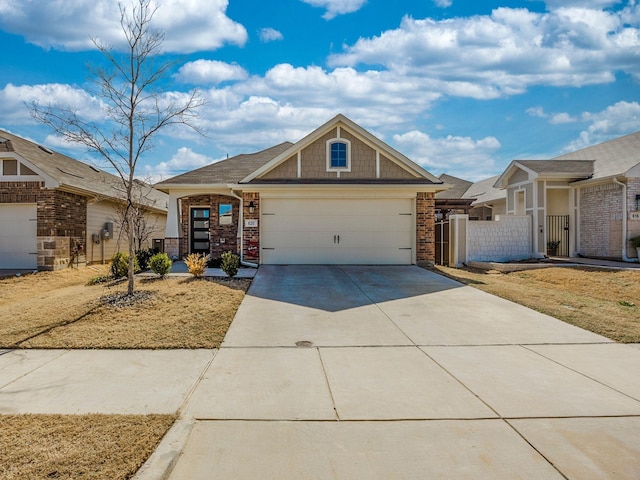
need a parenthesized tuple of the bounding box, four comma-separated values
(263, 214, 412, 234)
(261, 198, 414, 265)
(0, 204, 38, 269)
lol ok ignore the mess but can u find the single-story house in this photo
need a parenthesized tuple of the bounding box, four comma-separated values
(0, 129, 168, 270)
(495, 131, 640, 260)
(156, 114, 447, 266)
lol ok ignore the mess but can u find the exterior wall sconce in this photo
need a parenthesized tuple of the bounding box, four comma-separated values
(248, 201, 255, 214)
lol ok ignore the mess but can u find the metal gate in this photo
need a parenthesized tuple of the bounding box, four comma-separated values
(435, 220, 449, 266)
(546, 215, 569, 257)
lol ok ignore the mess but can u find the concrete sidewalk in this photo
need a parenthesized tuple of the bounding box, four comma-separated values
(2, 265, 639, 479)
(161, 266, 640, 480)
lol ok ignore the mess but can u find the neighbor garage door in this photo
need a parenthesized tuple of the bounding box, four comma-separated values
(0, 204, 38, 269)
(261, 198, 414, 264)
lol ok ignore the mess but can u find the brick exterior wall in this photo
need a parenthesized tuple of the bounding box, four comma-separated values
(626, 178, 640, 257)
(242, 192, 260, 263)
(0, 180, 43, 202)
(1, 182, 87, 270)
(178, 194, 240, 259)
(579, 182, 623, 258)
(416, 192, 435, 266)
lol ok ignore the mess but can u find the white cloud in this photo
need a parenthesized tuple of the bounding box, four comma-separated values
(393, 130, 501, 179)
(142, 147, 217, 182)
(549, 112, 577, 124)
(564, 100, 640, 151)
(527, 106, 547, 118)
(329, 6, 640, 97)
(175, 60, 248, 85)
(434, 0, 452, 8)
(259, 27, 284, 42)
(300, 0, 367, 19)
(0, 0, 247, 53)
(526, 106, 576, 124)
(0, 83, 104, 124)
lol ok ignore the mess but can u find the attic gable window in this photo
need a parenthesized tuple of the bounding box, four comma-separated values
(326, 138, 351, 172)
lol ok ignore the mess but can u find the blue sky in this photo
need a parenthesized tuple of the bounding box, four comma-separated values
(1, 0, 639, 182)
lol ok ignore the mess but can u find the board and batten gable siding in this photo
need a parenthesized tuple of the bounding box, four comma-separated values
(259, 125, 419, 181)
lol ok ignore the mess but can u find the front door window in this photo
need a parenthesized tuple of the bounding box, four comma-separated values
(191, 208, 210, 254)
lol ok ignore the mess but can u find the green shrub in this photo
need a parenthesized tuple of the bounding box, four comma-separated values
(135, 247, 158, 270)
(149, 252, 172, 278)
(110, 252, 140, 279)
(220, 251, 240, 278)
(184, 253, 208, 277)
(86, 274, 112, 286)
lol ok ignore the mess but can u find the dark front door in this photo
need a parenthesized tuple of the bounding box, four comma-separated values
(190, 208, 210, 254)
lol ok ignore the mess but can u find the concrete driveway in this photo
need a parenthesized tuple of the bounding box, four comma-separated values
(162, 265, 640, 480)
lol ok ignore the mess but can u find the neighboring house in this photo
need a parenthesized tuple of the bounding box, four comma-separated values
(436, 174, 506, 220)
(156, 114, 446, 266)
(0, 130, 168, 270)
(495, 131, 640, 260)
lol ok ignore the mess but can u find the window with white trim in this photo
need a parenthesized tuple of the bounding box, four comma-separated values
(326, 138, 351, 172)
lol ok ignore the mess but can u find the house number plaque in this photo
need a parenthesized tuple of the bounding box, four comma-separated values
(245, 219, 258, 227)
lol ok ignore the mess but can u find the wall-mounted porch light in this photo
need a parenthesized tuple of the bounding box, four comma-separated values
(248, 201, 255, 214)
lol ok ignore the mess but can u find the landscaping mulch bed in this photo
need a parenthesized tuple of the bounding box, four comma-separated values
(0, 266, 250, 349)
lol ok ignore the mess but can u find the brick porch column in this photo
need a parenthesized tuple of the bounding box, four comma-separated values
(416, 192, 435, 266)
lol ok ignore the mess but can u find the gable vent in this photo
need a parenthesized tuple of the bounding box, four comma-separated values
(38, 145, 54, 155)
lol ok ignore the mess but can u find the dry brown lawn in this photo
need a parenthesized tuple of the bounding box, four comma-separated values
(0, 414, 176, 480)
(0, 266, 250, 348)
(435, 265, 640, 343)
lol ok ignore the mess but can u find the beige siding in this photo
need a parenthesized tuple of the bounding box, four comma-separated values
(508, 168, 529, 185)
(338, 130, 376, 179)
(300, 128, 338, 179)
(85, 200, 166, 263)
(261, 154, 298, 179)
(380, 155, 415, 179)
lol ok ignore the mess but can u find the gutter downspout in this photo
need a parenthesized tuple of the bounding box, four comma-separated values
(613, 178, 639, 263)
(228, 189, 259, 268)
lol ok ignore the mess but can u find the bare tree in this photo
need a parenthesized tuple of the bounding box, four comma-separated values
(31, 0, 204, 295)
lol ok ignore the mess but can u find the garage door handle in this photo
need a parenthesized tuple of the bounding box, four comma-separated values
(399, 247, 412, 250)
(262, 247, 275, 250)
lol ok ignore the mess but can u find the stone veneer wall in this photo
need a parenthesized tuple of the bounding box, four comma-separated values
(416, 192, 435, 266)
(467, 216, 532, 262)
(178, 194, 240, 259)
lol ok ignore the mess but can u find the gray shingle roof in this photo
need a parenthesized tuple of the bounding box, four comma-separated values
(516, 160, 594, 177)
(436, 174, 473, 199)
(462, 175, 505, 204)
(553, 130, 640, 179)
(0, 129, 167, 211)
(156, 142, 294, 186)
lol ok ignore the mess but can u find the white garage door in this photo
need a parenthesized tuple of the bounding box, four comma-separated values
(0, 204, 38, 269)
(261, 198, 414, 264)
